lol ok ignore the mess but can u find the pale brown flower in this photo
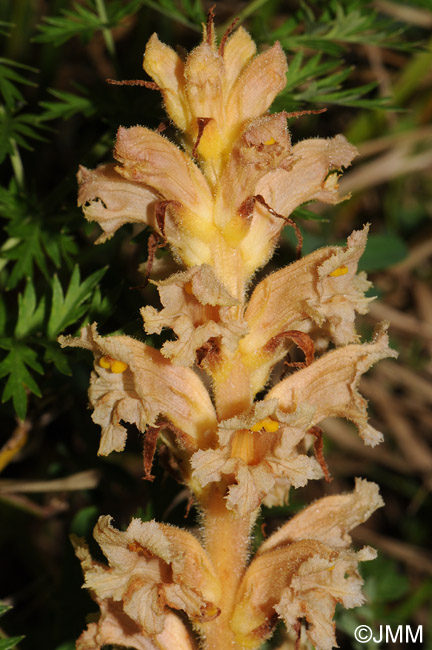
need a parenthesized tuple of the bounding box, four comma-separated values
(73, 516, 221, 639)
(230, 480, 383, 650)
(76, 601, 194, 650)
(143, 27, 287, 172)
(141, 264, 246, 366)
(77, 164, 158, 244)
(59, 324, 217, 455)
(191, 400, 321, 516)
(268, 323, 397, 446)
(239, 225, 372, 395)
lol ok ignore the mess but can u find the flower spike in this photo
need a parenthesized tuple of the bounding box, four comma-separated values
(71, 14, 396, 650)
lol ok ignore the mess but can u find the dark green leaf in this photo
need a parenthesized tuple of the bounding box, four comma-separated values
(42, 342, 72, 375)
(0, 341, 43, 419)
(39, 88, 95, 121)
(34, 0, 146, 46)
(0, 296, 6, 336)
(0, 58, 37, 109)
(71, 505, 99, 537)
(14, 280, 46, 339)
(47, 265, 107, 339)
(3, 219, 49, 289)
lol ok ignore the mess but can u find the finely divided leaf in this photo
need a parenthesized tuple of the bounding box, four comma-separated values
(0, 341, 43, 419)
(47, 266, 107, 339)
(39, 88, 95, 121)
(14, 280, 46, 339)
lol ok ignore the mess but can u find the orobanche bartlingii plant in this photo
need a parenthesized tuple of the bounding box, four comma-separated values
(59, 14, 397, 650)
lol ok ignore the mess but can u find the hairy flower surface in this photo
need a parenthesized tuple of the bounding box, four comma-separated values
(230, 480, 383, 649)
(73, 516, 220, 645)
(59, 324, 217, 455)
(191, 400, 322, 516)
(69, 13, 397, 650)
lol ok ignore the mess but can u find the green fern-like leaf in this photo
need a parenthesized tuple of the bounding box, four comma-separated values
(47, 265, 107, 340)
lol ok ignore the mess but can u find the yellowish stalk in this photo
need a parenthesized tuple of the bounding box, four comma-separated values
(198, 488, 256, 650)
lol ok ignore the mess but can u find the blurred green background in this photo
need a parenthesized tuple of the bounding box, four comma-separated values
(0, 1, 431, 648)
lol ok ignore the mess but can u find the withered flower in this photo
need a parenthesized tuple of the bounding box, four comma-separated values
(59, 324, 217, 455)
(73, 516, 220, 647)
(230, 480, 383, 650)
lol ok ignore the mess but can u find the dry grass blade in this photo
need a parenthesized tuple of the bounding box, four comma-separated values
(368, 301, 432, 341)
(361, 377, 432, 487)
(353, 525, 432, 575)
(0, 470, 100, 494)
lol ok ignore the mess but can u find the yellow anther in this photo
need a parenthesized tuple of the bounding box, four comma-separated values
(99, 356, 128, 373)
(110, 360, 128, 374)
(264, 137, 276, 145)
(329, 265, 349, 277)
(250, 417, 279, 433)
(99, 356, 112, 369)
(184, 281, 194, 295)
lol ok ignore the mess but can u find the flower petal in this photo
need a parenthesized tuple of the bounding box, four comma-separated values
(242, 225, 371, 355)
(59, 324, 217, 454)
(76, 599, 158, 650)
(231, 540, 376, 650)
(222, 26, 256, 91)
(275, 547, 377, 650)
(230, 539, 333, 647)
(259, 478, 383, 553)
(227, 42, 287, 129)
(114, 126, 213, 229)
(268, 323, 398, 446)
(74, 515, 220, 639)
(238, 135, 357, 276)
(265, 134, 358, 216)
(215, 113, 291, 232)
(143, 33, 190, 131)
(141, 264, 245, 366)
(77, 164, 158, 243)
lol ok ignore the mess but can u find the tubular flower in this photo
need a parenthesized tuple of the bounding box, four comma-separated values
(73, 516, 221, 645)
(239, 225, 372, 394)
(230, 480, 383, 650)
(268, 323, 397, 446)
(78, 18, 356, 297)
(141, 264, 246, 367)
(76, 601, 195, 650)
(191, 400, 322, 516)
(69, 13, 397, 650)
(59, 324, 217, 455)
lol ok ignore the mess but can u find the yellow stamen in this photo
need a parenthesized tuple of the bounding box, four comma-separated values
(99, 356, 112, 369)
(250, 417, 279, 433)
(329, 265, 348, 277)
(99, 356, 128, 373)
(110, 360, 128, 374)
(264, 137, 276, 145)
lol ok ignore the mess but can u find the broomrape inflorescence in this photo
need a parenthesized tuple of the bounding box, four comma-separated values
(60, 12, 398, 650)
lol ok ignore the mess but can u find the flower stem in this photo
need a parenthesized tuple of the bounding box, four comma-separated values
(198, 488, 257, 650)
